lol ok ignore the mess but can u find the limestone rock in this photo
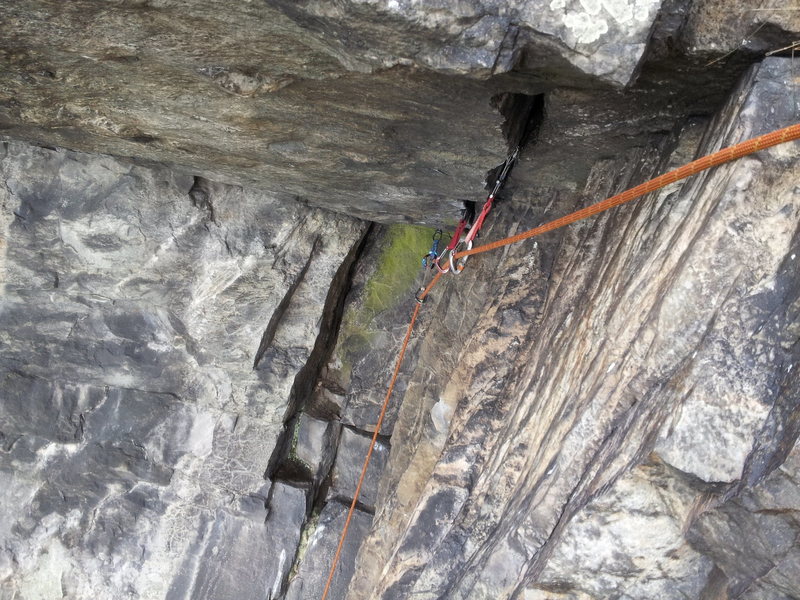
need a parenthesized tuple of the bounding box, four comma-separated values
(166, 481, 307, 600)
(688, 440, 800, 599)
(0, 0, 510, 223)
(292, 413, 339, 487)
(271, 0, 663, 85)
(525, 459, 714, 599)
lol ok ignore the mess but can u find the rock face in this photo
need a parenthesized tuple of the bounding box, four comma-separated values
(0, 141, 367, 599)
(2, 1, 795, 223)
(0, 0, 507, 223)
(348, 57, 800, 600)
(2, 2, 800, 600)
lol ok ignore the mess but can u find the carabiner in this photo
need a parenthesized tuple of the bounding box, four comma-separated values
(422, 229, 444, 270)
(448, 239, 472, 275)
(414, 286, 427, 304)
(433, 245, 452, 273)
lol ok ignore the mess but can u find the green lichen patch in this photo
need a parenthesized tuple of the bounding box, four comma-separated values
(362, 224, 435, 319)
(335, 224, 436, 383)
(285, 415, 312, 474)
(287, 504, 323, 582)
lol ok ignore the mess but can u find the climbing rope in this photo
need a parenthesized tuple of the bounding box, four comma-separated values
(319, 300, 425, 600)
(319, 122, 800, 600)
(454, 124, 800, 261)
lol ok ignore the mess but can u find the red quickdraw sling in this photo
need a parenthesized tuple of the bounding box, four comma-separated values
(449, 146, 519, 274)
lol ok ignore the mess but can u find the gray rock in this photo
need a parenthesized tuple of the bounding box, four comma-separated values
(682, 0, 800, 57)
(526, 459, 714, 599)
(0, 0, 511, 223)
(348, 57, 800, 599)
(687, 433, 800, 598)
(329, 427, 390, 512)
(3, 1, 795, 223)
(166, 482, 307, 600)
(292, 412, 339, 486)
(284, 500, 373, 600)
(0, 141, 365, 599)
(2, 4, 800, 599)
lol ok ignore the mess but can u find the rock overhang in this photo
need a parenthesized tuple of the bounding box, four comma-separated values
(0, 0, 704, 225)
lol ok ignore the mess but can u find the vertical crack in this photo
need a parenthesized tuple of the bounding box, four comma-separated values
(261, 225, 371, 599)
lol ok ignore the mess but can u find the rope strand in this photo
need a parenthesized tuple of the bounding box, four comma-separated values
(319, 279, 436, 599)
(454, 123, 800, 260)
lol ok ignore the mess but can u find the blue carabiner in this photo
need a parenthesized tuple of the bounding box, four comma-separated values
(421, 229, 443, 269)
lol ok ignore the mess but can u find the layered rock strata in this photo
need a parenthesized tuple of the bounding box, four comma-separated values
(2, 1, 796, 223)
(1, 1, 799, 599)
(348, 57, 800, 600)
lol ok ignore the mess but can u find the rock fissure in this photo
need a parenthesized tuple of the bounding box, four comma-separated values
(253, 238, 321, 371)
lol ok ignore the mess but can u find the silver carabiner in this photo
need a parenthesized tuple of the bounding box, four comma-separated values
(448, 239, 472, 275)
(433, 246, 452, 274)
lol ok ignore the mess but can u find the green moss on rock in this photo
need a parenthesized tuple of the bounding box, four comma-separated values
(336, 224, 436, 382)
(362, 225, 435, 318)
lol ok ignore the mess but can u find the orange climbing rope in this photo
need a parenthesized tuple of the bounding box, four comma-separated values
(454, 123, 800, 261)
(319, 122, 800, 600)
(319, 292, 433, 600)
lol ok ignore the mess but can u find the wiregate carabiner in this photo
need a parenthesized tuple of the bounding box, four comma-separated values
(421, 229, 443, 269)
(448, 239, 473, 275)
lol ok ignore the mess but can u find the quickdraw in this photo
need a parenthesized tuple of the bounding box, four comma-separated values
(421, 229, 443, 269)
(449, 146, 519, 274)
(433, 217, 468, 274)
(416, 147, 520, 302)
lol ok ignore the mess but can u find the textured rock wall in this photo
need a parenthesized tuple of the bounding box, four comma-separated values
(1, 2, 800, 600)
(3, 1, 795, 223)
(0, 142, 368, 599)
(347, 57, 800, 599)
